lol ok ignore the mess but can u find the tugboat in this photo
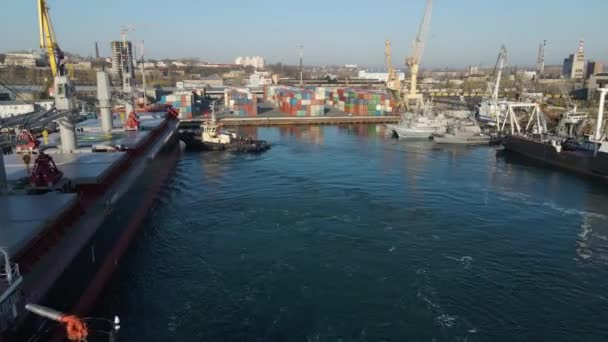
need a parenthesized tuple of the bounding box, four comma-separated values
(179, 107, 270, 153)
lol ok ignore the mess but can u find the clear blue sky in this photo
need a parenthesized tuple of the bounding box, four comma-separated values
(2, 0, 607, 68)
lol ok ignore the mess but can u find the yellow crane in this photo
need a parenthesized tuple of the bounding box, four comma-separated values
(37, 0, 76, 114)
(405, 0, 433, 109)
(385, 40, 401, 91)
(38, 0, 65, 78)
(385, 40, 406, 112)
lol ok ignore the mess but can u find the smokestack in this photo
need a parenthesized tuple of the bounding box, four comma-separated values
(94, 41, 100, 59)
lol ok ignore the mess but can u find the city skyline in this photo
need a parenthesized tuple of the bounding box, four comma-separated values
(1, 0, 607, 68)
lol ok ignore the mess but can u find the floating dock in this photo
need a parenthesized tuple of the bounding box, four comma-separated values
(180, 115, 400, 127)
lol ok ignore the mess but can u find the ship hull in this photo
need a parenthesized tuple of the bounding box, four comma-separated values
(179, 132, 270, 153)
(502, 135, 608, 180)
(434, 135, 492, 145)
(386, 124, 435, 139)
(11, 121, 179, 341)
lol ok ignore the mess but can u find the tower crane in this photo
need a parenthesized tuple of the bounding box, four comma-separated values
(405, 0, 433, 110)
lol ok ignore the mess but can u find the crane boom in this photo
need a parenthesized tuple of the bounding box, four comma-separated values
(411, 0, 433, 65)
(405, 0, 433, 109)
(385, 40, 393, 75)
(385, 40, 401, 91)
(38, 0, 64, 77)
(491, 45, 507, 102)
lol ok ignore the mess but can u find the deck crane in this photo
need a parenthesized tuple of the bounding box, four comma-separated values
(405, 0, 433, 110)
(490, 45, 507, 105)
(476, 46, 508, 126)
(556, 79, 588, 136)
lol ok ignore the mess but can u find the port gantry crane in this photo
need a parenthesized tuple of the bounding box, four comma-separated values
(38, 0, 79, 148)
(405, 0, 433, 111)
(1, 0, 79, 193)
(38, 0, 65, 79)
(384, 39, 407, 112)
(385, 40, 401, 92)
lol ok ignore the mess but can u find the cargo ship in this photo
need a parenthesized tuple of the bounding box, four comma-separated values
(0, 2, 180, 339)
(502, 89, 608, 181)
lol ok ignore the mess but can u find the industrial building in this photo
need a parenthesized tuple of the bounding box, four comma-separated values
(357, 70, 405, 82)
(3, 52, 41, 67)
(248, 73, 272, 87)
(35, 100, 54, 111)
(0, 101, 35, 119)
(110, 40, 135, 81)
(176, 75, 224, 89)
(235, 56, 265, 69)
(562, 40, 585, 79)
(586, 61, 604, 79)
(587, 73, 608, 100)
(67, 61, 92, 71)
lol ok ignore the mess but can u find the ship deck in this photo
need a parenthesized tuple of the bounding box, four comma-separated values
(4, 113, 167, 187)
(0, 193, 78, 257)
(1, 113, 171, 258)
(44, 113, 166, 150)
(4, 152, 127, 185)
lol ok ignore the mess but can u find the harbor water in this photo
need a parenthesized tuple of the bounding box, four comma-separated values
(94, 125, 608, 341)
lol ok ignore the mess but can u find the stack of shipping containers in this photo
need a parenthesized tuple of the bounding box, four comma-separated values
(224, 88, 258, 116)
(330, 88, 393, 116)
(265, 86, 324, 116)
(159, 91, 196, 119)
(265, 86, 392, 116)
